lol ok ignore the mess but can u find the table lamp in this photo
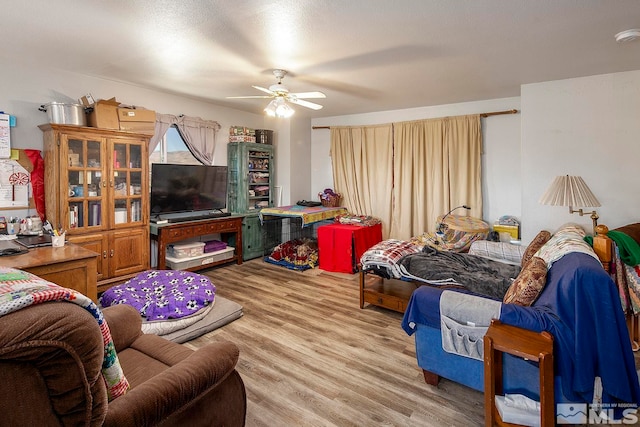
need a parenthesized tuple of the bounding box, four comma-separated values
(539, 175, 601, 232)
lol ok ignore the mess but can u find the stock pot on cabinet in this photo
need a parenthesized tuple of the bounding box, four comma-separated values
(39, 102, 87, 126)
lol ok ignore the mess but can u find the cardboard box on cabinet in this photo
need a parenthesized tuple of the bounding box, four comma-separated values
(118, 107, 156, 135)
(86, 98, 120, 130)
(117, 108, 156, 123)
(118, 121, 155, 135)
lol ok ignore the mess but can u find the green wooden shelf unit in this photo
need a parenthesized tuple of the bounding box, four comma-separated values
(227, 142, 275, 260)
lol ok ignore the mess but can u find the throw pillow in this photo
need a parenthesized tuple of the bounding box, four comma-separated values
(521, 230, 552, 267)
(504, 256, 548, 306)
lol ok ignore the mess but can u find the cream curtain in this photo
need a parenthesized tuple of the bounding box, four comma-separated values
(329, 114, 482, 241)
(390, 114, 482, 240)
(330, 124, 394, 237)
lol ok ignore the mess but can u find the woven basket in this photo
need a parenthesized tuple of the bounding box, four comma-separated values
(319, 192, 341, 207)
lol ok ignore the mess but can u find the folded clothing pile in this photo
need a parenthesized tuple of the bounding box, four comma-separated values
(334, 213, 381, 227)
(205, 239, 227, 253)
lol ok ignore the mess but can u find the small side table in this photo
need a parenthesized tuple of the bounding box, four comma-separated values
(318, 223, 382, 273)
(484, 319, 554, 427)
(0, 244, 99, 302)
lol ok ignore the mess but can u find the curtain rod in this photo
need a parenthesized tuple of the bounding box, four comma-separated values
(311, 109, 519, 129)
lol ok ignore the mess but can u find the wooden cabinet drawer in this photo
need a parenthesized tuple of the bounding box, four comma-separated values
(206, 220, 237, 233)
(193, 224, 207, 235)
(363, 290, 402, 311)
(167, 227, 194, 239)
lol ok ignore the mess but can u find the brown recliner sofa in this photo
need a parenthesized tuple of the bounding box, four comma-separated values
(0, 301, 246, 426)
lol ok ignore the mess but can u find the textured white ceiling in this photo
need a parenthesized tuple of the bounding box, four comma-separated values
(4, 0, 640, 118)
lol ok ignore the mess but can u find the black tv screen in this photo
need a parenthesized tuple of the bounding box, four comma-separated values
(150, 164, 228, 215)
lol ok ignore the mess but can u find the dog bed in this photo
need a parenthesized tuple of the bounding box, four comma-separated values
(156, 296, 243, 343)
(100, 270, 215, 321)
(141, 304, 214, 335)
(100, 270, 243, 342)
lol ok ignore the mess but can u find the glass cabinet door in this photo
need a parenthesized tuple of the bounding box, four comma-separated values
(247, 148, 271, 211)
(112, 140, 145, 225)
(64, 136, 106, 231)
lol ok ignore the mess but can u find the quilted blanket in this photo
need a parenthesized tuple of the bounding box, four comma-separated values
(360, 239, 423, 279)
(585, 229, 640, 315)
(0, 267, 129, 401)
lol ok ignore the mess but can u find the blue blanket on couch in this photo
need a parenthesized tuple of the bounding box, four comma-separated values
(402, 252, 640, 406)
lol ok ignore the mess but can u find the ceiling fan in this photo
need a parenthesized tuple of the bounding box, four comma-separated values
(227, 69, 325, 117)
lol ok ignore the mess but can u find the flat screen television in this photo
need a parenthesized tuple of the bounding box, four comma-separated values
(150, 164, 228, 216)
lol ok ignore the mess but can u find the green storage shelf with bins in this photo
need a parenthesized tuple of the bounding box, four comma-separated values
(227, 142, 275, 260)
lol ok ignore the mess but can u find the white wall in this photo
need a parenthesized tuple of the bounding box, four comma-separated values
(1, 63, 266, 158)
(521, 70, 640, 242)
(0, 61, 275, 218)
(289, 117, 312, 205)
(310, 97, 522, 227)
(271, 119, 291, 206)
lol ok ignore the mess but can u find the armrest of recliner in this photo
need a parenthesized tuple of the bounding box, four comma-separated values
(104, 340, 240, 427)
(102, 304, 143, 352)
(0, 302, 108, 426)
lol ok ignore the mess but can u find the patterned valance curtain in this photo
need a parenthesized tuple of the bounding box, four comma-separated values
(149, 114, 221, 165)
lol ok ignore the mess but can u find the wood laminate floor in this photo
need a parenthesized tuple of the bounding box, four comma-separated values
(184, 259, 484, 426)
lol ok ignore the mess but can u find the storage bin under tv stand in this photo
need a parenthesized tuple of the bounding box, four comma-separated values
(150, 216, 243, 271)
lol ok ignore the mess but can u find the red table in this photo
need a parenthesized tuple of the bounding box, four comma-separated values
(317, 223, 383, 273)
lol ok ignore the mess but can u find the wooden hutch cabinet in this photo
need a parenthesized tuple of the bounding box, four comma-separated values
(40, 124, 150, 292)
(227, 142, 275, 260)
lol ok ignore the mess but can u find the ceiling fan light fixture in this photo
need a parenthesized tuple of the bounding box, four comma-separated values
(264, 98, 294, 118)
(615, 29, 640, 43)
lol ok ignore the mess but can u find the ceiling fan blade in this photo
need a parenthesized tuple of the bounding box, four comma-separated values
(226, 95, 273, 99)
(252, 85, 275, 95)
(288, 98, 323, 110)
(288, 91, 326, 99)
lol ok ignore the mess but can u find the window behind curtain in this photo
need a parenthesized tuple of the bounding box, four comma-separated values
(149, 126, 201, 166)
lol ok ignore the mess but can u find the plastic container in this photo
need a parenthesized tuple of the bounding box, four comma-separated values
(167, 241, 205, 258)
(166, 247, 234, 270)
(52, 233, 66, 247)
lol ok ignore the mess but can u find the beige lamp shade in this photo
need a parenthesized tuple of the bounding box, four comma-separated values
(539, 175, 601, 208)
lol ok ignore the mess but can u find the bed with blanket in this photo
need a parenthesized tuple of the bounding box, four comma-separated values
(360, 234, 526, 301)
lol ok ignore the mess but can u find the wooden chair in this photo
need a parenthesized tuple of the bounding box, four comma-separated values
(484, 319, 554, 427)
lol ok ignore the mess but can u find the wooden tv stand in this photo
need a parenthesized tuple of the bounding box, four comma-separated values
(150, 216, 243, 271)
